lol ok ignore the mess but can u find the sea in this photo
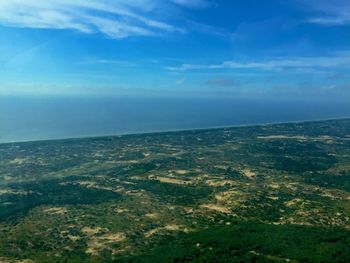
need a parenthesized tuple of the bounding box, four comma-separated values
(1, 96, 350, 143)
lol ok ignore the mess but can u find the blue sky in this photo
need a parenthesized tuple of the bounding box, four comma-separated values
(0, 0, 349, 99)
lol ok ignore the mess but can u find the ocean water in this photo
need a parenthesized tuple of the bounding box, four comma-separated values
(1, 96, 350, 143)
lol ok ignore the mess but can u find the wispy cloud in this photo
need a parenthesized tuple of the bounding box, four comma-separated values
(184, 20, 238, 38)
(170, 0, 212, 9)
(308, 16, 350, 26)
(0, 0, 211, 39)
(302, 0, 350, 26)
(81, 59, 136, 67)
(165, 53, 350, 72)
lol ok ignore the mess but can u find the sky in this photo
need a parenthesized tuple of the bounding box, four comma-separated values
(0, 0, 350, 100)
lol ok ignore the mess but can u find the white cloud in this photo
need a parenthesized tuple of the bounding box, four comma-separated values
(0, 0, 205, 38)
(308, 16, 350, 26)
(165, 53, 350, 71)
(170, 0, 212, 8)
(81, 59, 136, 67)
(303, 0, 350, 26)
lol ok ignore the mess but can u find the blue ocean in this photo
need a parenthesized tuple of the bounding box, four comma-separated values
(1, 96, 349, 143)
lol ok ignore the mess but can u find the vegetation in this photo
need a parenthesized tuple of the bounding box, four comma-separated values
(0, 119, 349, 262)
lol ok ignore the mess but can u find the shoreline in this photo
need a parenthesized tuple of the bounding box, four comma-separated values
(1, 116, 349, 145)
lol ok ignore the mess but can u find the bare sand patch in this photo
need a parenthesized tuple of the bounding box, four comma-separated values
(77, 181, 97, 186)
(164, 224, 180, 231)
(281, 217, 313, 226)
(214, 190, 244, 206)
(318, 188, 348, 200)
(101, 233, 126, 242)
(81, 227, 105, 236)
(106, 159, 139, 165)
(0, 189, 32, 196)
(270, 183, 281, 190)
(284, 198, 303, 207)
(215, 193, 226, 202)
(93, 152, 103, 157)
(257, 135, 307, 140)
(200, 204, 230, 214)
(0, 258, 34, 263)
(175, 170, 189, 175)
(184, 207, 194, 214)
(144, 224, 183, 238)
(130, 175, 144, 180)
(76, 181, 116, 192)
(284, 182, 298, 191)
(258, 135, 335, 143)
(77, 181, 98, 187)
(126, 160, 139, 164)
(121, 181, 136, 185)
(86, 232, 126, 255)
(206, 179, 236, 187)
(82, 226, 126, 255)
(156, 177, 191, 185)
(68, 235, 81, 242)
(9, 158, 27, 165)
(144, 228, 161, 238)
(145, 213, 158, 219)
(115, 208, 129, 214)
(242, 169, 255, 178)
(125, 189, 144, 196)
(44, 207, 68, 215)
(0, 189, 15, 195)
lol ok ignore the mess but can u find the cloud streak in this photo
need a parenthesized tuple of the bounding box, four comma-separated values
(0, 0, 211, 39)
(303, 0, 350, 26)
(165, 53, 350, 72)
(170, 0, 212, 9)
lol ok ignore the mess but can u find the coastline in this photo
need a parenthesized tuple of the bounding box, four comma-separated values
(1, 116, 349, 145)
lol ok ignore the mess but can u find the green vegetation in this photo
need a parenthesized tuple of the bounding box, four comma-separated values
(0, 119, 349, 262)
(121, 221, 350, 263)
